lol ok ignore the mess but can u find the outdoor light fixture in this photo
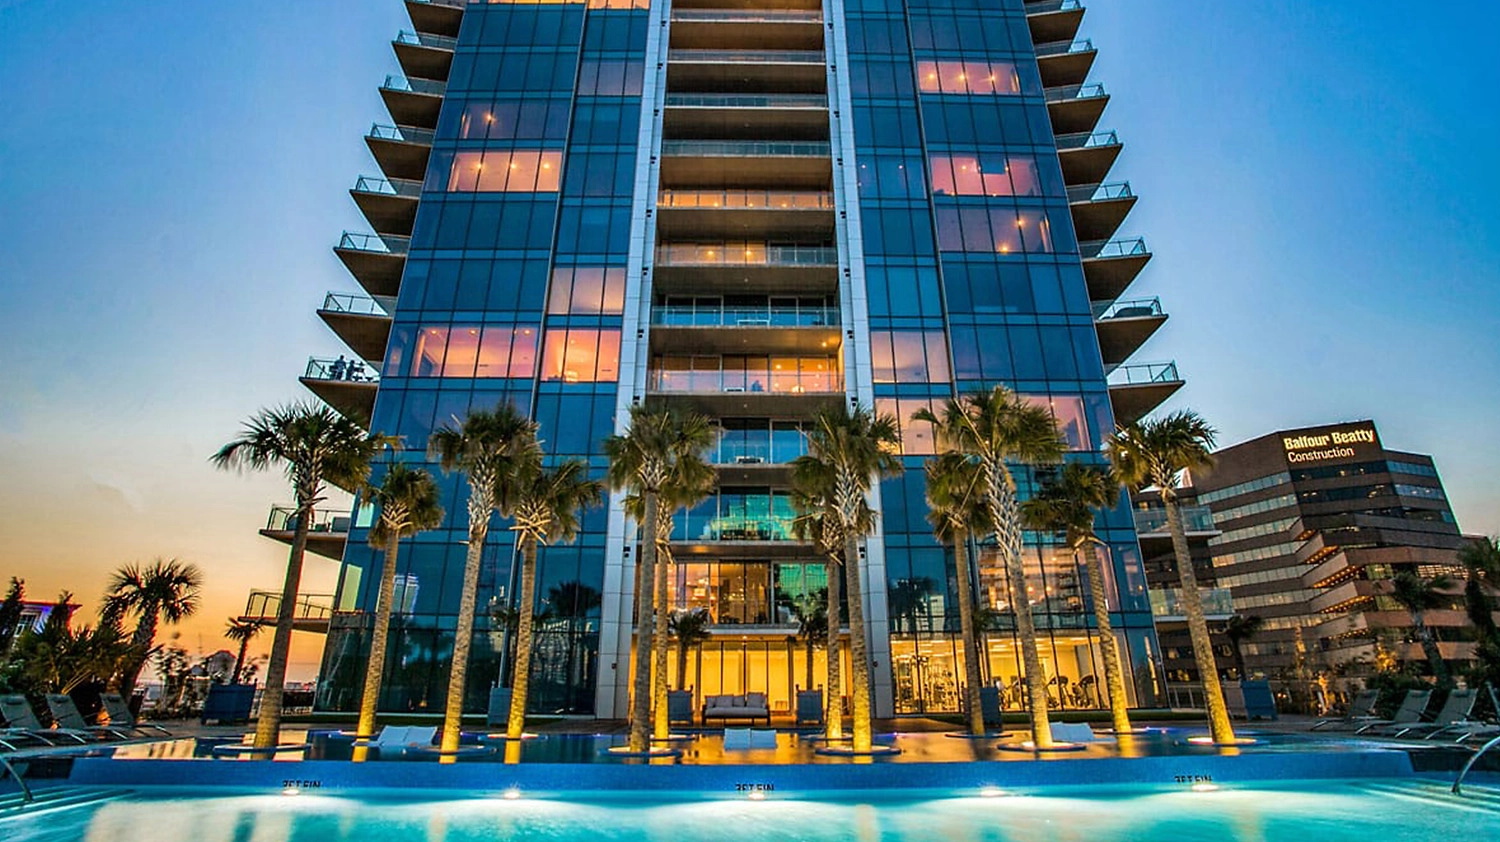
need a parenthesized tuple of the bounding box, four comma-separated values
(503, 788, 522, 800)
(747, 791, 766, 801)
(979, 787, 1008, 798)
(282, 787, 301, 797)
(1190, 783, 1220, 793)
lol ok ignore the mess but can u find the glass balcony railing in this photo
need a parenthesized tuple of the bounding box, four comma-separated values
(1108, 361, 1180, 387)
(1094, 296, 1163, 321)
(671, 493, 800, 543)
(1055, 130, 1120, 150)
(1066, 181, 1133, 203)
(1150, 587, 1235, 619)
(652, 305, 839, 328)
(353, 175, 423, 197)
(265, 505, 354, 533)
(664, 93, 828, 109)
(320, 291, 391, 317)
(338, 232, 410, 255)
(655, 243, 838, 267)
(649, 356, 841, 394)
(394, 30, 458, 50)
(305, 356, 380, 383)
(1034, 38, 1094, 58)
(711, 423, 809, 466)
(409, 0, 465, 8)
(1079, 237, 1149, 259)
(669, 49, 825, 64)
(1026, 0, 1084, 14)
(1134, 505, 1216, 536)
(368, 123, 435, 145)
(1044, 83, 1106, 103)
(243, 590, 335, 624)
(661, 140, 831, 157)
(658, 189, 834, 210)
(383, 74, 447, 96)
(671, 9, 822, 23)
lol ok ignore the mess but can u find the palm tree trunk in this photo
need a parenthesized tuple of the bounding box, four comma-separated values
(1230, 640, 1247, 680)
(843, 531, 874, 753)
(825, 556, 844, 740)
(953, 529, 986, 736)
(804, 636, 814, 691)
(677, 638, 690, 692)
(1166, 494, 1235, 744)
(628, 491, 659, 753)
(1412, 613, 1449, 684)
(234, 637, 250, 685)
(505, 537, 540, 738)
(1082, 541, 1132, 734)
(651, 531, 672, 739)
(254, 504, 312, 750)
(119, 608, 160, 697)
(440, 510, 490, 753)
(990, 478, 1054, 749)
(356, 526, 403, 738)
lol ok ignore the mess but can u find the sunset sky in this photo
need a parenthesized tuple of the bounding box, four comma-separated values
(1, 0, 1496, 682)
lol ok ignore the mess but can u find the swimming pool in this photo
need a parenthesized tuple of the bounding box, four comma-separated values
(4, 780, 1498, 842)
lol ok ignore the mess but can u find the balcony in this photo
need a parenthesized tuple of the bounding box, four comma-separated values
(380, 74, 445, 128)
(1107, 361, 1183, 427)
(301, 356, 379, 427)
(1067, 181, 1135, 243)
(351, 175, 422, 237)
(1079, 236, 1152, 302)
(1035, 38, 1096, 88)
(258, 505, 358, 562)
(668, 493, 809, 559)
(1045, 83, 1108, 135)
(648, 355, 843, 417)
(1150, 586, 1235, 622)
(393, 30, 456, 82)
(318, 292, 394, 363)
(709, 421, 808, 484)
(650, 303, 841, 355)
(334, 232, 409, 299)
(1093, 296, 1167, 366)
(1026, 0, 1085, 46)
(238, 589, 336, 633)
(655, 188, 835, 238)
(1055, 130, 1122, 185)
(669, 9, 824, 52)
(405, 0, 464, 39)
(653, 243, 838, 294)
(366, 124, 433, 182)
(659, 140, 832, 189)
(1309, 579, 1379, 615)
(666, 50, 827, 95)
(662, 93, 829, 140)
(1134, 504, 1218, 538)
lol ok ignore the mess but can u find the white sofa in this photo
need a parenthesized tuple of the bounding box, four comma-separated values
(702, 692, 771, 725)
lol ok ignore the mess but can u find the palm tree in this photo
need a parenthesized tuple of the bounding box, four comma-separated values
(214, 403, 384, 748)
(915, 387, 1065, 748)
(103, 559, 204, 696)
(792, 404, 902, 752)
(429, 402, 540, 752)
(1109, 409, 1235, 744)
(603, 405, 716, 752)
(353, 463, 444, 739)
(1459, 537, 1500, 639)
(1387, 571, 1455, 685)
(789, 497, 846, 740)
(651, 458, 716, 739)
(1019, 462, 1133, 735)
(789, 595, 827, 692)
(224, 619, 264, 684)
(505, 459, 603, 738)
(924, 452, 996, 735)
(1223, 614, 1265, 681)
(669, 609, 712, 692)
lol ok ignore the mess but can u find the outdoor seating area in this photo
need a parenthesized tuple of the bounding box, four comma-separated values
(702, 692, 772, 725)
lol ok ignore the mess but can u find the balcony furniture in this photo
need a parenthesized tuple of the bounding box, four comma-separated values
(703, 692, 771, 725)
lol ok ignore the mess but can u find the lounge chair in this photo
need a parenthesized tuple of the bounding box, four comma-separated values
(99, 693, 172, 737)
(1363, 689, 1477, 738)
(361, 725, 437, 754)
(1355, 689, 1433, 734)
(46, 694, 133, 740)
(1311, 689, 1380, 730)
(0, 694, 92, 745)
(1050, 722, 1105, 743)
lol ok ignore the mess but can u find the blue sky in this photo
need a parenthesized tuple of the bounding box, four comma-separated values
(0, 0, 1496, 673)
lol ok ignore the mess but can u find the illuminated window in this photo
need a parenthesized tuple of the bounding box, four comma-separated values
(871, 330, 949, 383)
(447, 150, 563, 192)
(398, 324, 539, 378)
(548, 267, 626, 314)
(916, 60, 1021, 95)
(930, 154, 1043, 197)
(877, 397, 940, 456)
(540, 329, 622, 382)
(1021, 394, 1091, 450)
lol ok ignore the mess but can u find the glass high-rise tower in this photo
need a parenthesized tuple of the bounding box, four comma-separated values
(285, 0, 1183, 719)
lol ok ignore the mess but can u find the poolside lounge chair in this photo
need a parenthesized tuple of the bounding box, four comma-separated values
(1355, 689, 1432, 734)
(1050, 722, 1103, 743)
(1369, 688, 1478, 739)
(364, 725, 438, 753)
(99, 693, 172, 737)
(45, 694, 133, 740)
(1311, 689, 1380, 730)
(0, 695, 92, 745)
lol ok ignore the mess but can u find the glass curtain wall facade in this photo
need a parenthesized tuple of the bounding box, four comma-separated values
(300, 0, 1178, 719)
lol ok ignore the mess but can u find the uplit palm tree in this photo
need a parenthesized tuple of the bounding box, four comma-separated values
(604, 405, 716, 752)
(103, 558, 204, 695)
(650, 458, 716, 739)
(790, 492, 846, 739)
(669, 608, 712, 692)
(429, 403, 541, 752)
(214, 403, 385, 748)
(354, 463, 444, 739)
(924, 453, 997, 735)
(1109, 409, 1236, 744)
(505, 459, 603, 739)
(792, 404, 902, 753)
(915, 387, 1065, 748)
(1387, 571, 1455, 685)
(1020, 462, 1133, 735)
(224, 619, 263, 684)
(1223, 614, 1265, 681)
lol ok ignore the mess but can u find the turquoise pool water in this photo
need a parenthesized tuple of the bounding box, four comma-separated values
(5, 781, 1498, 842)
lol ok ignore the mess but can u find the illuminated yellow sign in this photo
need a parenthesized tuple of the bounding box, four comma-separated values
(1281, 426, 1378, 464)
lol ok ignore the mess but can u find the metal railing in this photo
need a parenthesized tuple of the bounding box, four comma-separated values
(669, 49, 825, 64)
(382, 74, 446, 96)
(353, 175, 423, 197)
(409, 0, 465, 8)
(1045, 83, 1106, 103)
(1151, 587, 1236, 619)
(655, 244, 838, 267)
(664, 93, 827, 109)
(305, 356, 380, 383)
(0, 755, 31, 804)
(1135, 505, 1217, 536)
(711, 437, 808, 466)
(1080, 237, 1149, 259)
(265, 505, 354, 533)
(649, 364, 841, 395)
(338, 231, 410, 255)
(368, 123, 434, 145)
(1067, 181, 1133, 203)
(242, 590, 335, 624)
(661, 140, 830, 157)
(1026, 0, 1083, 12)
(394, 30, 457, 50)
(658, 189, 834, 210)
(651, 305, 839, 328)
(1034, 38, 1094, 57)
(1056, 130, 1120, 150)
(671, 10, 822, 23)
(1095, 296, 1163, 320)
(320, 291, 392, 317)
(1108, 361, 1181, 386)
